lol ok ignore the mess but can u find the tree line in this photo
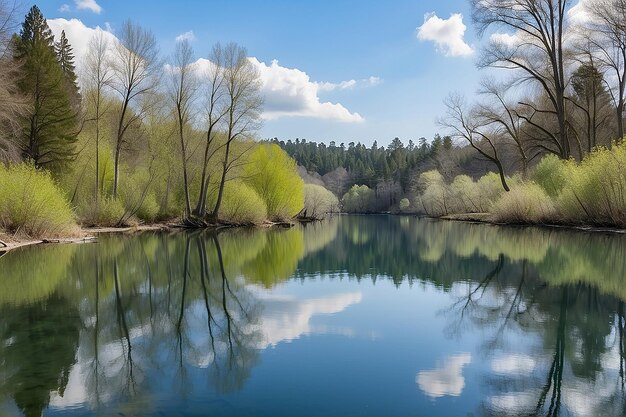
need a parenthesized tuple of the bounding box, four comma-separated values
(0, 3, 308, 237)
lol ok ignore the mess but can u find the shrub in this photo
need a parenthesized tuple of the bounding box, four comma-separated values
(532, 154, 568, 198)
(342, 185, 375, 213)
(79, 197, 125, 227)
(476, 172, 508, 212)
(449, 175, 480, 213)
(0, 163, 77, 237)
(244, 144, 304, 221)
(490, 182, 557, 224)
(218, 181, 267, 224)
(399, 198, 411, 212)
(304, 184, 339, 218)
(556, 145, 626, 226)
(119, 168, 160, 224)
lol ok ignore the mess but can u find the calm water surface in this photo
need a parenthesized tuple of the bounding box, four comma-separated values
(1, 215, 625, 416)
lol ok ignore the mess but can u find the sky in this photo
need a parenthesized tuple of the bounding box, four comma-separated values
(30, 0, 585, 147)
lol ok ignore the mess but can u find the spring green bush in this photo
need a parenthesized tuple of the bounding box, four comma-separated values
(556, 145, 626, 226)
(399, 198, 411, 212)
(244, 144, 304, 221)
(532, 154, 568, 198)
(342, 184, 375, 213)
(0, 163, 77, 237)
(449, 175, 480, 213)
(217, 181, 268, 224)
(119, 168, 160, 224)
(490, 182, 557, 224)
(79, 197, 125, 227)
(419, 170, 449, 216)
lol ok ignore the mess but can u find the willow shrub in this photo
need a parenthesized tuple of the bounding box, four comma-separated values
(244, 144, 304, 221)
(218, 181, 267, 224)
(557, 145, 626, 226)
(342, 184, 376, 213)
(78, 197, 125, 227)
(304, 184, 339, 218)
(0, 163, 77, 237)
(490, 182, 557, 224)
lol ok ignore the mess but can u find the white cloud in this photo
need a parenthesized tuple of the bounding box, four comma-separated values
(48, 18, 118, 81)
(74, 0, 102, 14)
(59, 4, 70, 13)
(491, 354, 536, 375)
(49, 18, 366, 123)
(249, 58, 365, 123)
(568, 0, 596, 25)
(416, 353, 472, 398)
(175, 30, 196, 43)
(417, 12, 474, 57)
(317, 76, 382, 92)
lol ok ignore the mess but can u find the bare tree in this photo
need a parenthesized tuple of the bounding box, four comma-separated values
(476, 79, 530, 176)
(210, 43, 262, 221)
(168, 39, 198, 217)
(84, 29, 112, 206)
(585, 0, 626, 141)
(472, 0, 574, 159)
(440, 93, 510, 191)
(192, 43, 227, 218)
(109, 21, 160, 198)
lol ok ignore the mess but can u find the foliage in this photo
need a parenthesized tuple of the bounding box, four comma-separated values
(490, 182, 557, 223)
(532, 154, 568, 198)
(341, 184, 376, 213)
(399, 198, 410, 212)
(244, 144, 304, 221)
(0, 163, 77, 236)
(303, 184, 339, 219)
(13, 6, 78, 171)
(212, 180, 267, 224)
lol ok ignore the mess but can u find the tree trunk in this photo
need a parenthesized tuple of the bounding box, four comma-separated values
(178, 112, 191, 217)
(211, 139, 231, 220)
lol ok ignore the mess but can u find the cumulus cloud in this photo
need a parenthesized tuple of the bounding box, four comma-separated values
(249, 58, 365, 123)
(175, 30, 196, 43)
(417, 12, 474, 57)
(59, 4, 71, 13)
(48, 18, 118, 79)
(48, 18, 367, 123)
(74, 0, 102, 14)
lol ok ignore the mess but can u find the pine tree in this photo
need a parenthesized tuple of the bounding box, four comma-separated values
(55, 30, 80, 109)
(14, 5, 78, 171)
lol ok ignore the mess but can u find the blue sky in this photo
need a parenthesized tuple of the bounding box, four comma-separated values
(36, 0, 486, 146)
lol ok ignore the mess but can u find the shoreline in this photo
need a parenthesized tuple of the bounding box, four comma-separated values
(3, 213, 626, 255)
(0, 219, 298, 254)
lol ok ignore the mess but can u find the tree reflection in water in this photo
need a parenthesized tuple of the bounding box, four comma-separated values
(0, 216, 626, 416)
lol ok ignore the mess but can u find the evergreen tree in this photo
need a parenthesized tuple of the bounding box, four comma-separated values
(55, 30, 80, 108)
(13, 6, 78, 171)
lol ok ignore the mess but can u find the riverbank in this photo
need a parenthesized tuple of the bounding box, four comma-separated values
(0, 219, 299, 254)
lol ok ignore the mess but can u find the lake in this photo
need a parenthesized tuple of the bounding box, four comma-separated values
(0, 215, 625, 416)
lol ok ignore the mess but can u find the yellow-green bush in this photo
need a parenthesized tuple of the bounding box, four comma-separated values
(490, 182, 557, 224)
(119, 168, 160, 224)
(532, 153, 568, 198)
(216, 180, 267, 224)
(0, 163, 77, 237)
(78, 196, 125, 227)
(342, 184, 375, 213)
(557, 145, 626, 226)
(244, 144, 304, 221)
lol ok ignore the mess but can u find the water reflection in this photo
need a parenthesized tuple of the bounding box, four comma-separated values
(0, 215, 625, 416)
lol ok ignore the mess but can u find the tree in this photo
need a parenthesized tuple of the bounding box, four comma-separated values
(193, 43, 227, 218)
(210, 43, 262, 220)
(55, 30, 80, 109)
(472, 0, 573, 159)
(0, 0, 26, 162)
(13, 5, 79, 171)
(439, 93, 510, 191)
(168, 39, 198, 217)
(476, 79, 529, 176)
(84, 29, 112, 208)
(584, 0, 626, 141)
(110, 20, 160, 198)
(570, 62, 613, 153)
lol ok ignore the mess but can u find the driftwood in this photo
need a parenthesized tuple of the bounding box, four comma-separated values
(0, 240, 7, 248)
